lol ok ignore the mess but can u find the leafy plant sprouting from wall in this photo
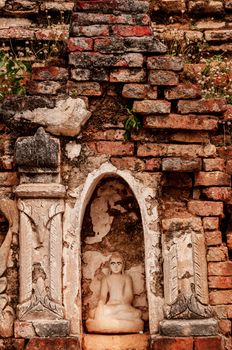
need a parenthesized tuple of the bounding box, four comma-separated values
(124, 108, 142, 141)
(0, 50, 31, 100)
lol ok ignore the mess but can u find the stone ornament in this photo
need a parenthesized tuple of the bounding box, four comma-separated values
(86, 252, 144, 333)
(162, 217, 212, 319)
(0, 199, 19, 337)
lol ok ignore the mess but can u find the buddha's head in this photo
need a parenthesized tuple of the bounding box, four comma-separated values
(109, 252, 125, 274)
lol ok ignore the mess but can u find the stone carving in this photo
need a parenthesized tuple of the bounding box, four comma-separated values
(17, 195, 65, 320)
(0, 199, 19, 337)
(162, 218, 212, 320)
(15, 127, 59, 173)
(86, 252, 144, 333)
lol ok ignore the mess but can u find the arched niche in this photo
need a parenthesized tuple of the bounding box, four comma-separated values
(62, 162, 164, 336)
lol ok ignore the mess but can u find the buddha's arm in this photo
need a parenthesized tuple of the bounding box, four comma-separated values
(123, 275, 134, 304)
(98, 276, 108, 305)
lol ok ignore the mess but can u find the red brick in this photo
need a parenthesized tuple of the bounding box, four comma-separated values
(32, 67, 68, 81)
(162, 157, 202, 172)
(72, 13, 150, 25)
(0, 172, 18, 186)
(208, 261, 232, 276)
(26, 337, 80, 350)
(209, 290, 232, 305)
(203, 158, 225, 171)
(195, 172, 231, 186)
(111, 157, 145, 171)
(147, 56, 183, 71)
(219, 320, 231, 335)
(205, 231, 222, 246)
(110, 69, 146, 83)
(113, 25, 152, 37)
(35, 28, 68, 41)
(207, 246, 228, 262)
(76, 0, 150, 13)
(148, 70, 179, 86)
(203, 217, 219, 231)
(122, 84, 157, 99)
(67, 81, 102, 96)
(194, 336, 223, 350)
(87, 141, 134, 156)
(145, 158, 162, 171)
(137, 144, 216, 158)
(0, 339, 25, 350)
(164, 84, 201, 100)
(72, 24, 109, 36)
(223, 105, 232, 122)
(133, 100, 171, 114)
(170, 131, 210, 143)
(202, 187, 231, 201)
(68, 37, 93, 51)
(86, 129, 125, 141)
(209, 276, 232, 289)
(144, 114, 217, 130)
(152, 337, 193, 350)
(188, 200, 223, 217)
(226, 159, 232, 174)
(205, 30, 232, 41)
(178, 98, 227, 114)
(26, 81, 63, 95)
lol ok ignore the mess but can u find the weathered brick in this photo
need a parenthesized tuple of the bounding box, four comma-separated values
(147, 56, 183, 71)
(113, 25, 152, 37)
(68, 37, 93, 51)
(76, 0, 150, 13)
(152, 337, 193, 350)
(111, 157, 145, 171)
(194, 336, 223, 350)
(202, 187, 231, 201)
(162, 158, 202, 172)
(26, 337, 80, 350)
(145, 158, 162, 171)
(144, 114, 217, 130)
(205, 30, 232, 41)
(195, 172, 231, 186)
(210, 290, 232, 305)
(164, 84, 201, 100)
(26, 81, 64, 95)
(32, 67, 68, 81)
(0, 28, 34, 39)
(205, 231, 222, 246)
(226, 159, 232, 175)
(207, 246, 228, 262)
(170, 131, 210, 144)
(72, 24, 109, 36)
(0, 339, 25, 350)
(71, 68, 108, 81)
(208, 261, 232, 276)
(72, 13, 150, 25)
(110, 69, 146, 83)
(157, 0, 186, 13)
(35, 28, 68, 41)
(203, 158, 225, 171)
(86, 129, 124, 141)
(133, 100, 171, 114)
(178, 98, 227, 114)
(188, 200, 224, 216)
(138, 144, 216, 158)
(122, 84, 157, 99)
(209, 276, 232, 289)
(87, 141, 134, 156)
(189, 0, 224, 14)
(218, 320, 231, 335)
(149, 70, 179, 86)
(67, 81, 102, 96)
(69, 52, 144, 68)
(0, 172, 18, 186)
(203, 217, 219, 231)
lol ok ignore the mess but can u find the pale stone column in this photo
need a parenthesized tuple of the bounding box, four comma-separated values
(14, 128, 69, 338)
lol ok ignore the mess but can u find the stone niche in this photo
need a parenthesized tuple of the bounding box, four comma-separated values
(81, 176, 148, 331)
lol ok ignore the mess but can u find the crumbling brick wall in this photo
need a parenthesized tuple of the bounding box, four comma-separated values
(0, 0, 231, 349)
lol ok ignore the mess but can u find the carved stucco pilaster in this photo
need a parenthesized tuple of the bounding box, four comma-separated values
(162, 217, 212, 320)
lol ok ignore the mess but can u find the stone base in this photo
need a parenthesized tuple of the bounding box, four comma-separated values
(14, 320, 70, 338)
(86, 318, 144, 334)
(83, 334, 149, 350)
(159, 319, 218, 337)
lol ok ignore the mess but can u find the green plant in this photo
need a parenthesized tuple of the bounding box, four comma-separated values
(123, 108, 142, 141)
(0, 50, 31, 100)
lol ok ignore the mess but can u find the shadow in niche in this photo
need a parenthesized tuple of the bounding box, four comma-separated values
(220, 204, 232, 260)
(80, 175, 149, 334)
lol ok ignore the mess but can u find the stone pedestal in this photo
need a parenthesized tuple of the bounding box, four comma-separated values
(83, 334, 150, 350)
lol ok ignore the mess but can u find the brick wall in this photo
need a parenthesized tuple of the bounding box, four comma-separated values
(0, 0, 232, 349)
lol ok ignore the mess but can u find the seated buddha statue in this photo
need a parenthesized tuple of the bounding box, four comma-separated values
(86, 252, 144, 333)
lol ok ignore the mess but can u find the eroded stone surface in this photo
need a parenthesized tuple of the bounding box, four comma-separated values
(13, 97, 91, 137)
(160, 319, 218, 336)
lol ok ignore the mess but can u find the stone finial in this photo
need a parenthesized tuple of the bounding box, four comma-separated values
(15, 127, 59, 173)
